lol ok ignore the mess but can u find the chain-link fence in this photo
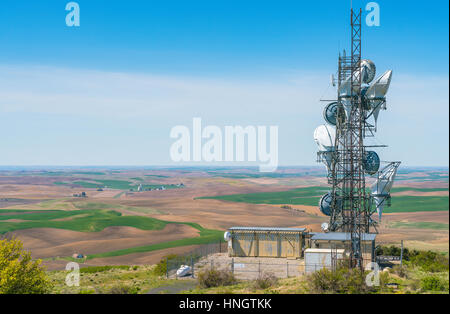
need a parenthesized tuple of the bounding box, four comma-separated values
(165, 240, 408, 280)
(167, 252, 308, 280)
(165, 240, 226, 279)
(169, 253, 356, 280)
(229, 259, 300, 280)
(374, 240, 406, 267)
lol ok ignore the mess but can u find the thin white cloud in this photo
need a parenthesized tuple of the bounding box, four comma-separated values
(0, 65, 326, 121)
(0, 64, 447, 166)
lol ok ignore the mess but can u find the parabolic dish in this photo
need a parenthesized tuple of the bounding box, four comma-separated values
(323, 102, 338, 126)
(319, 193, 332, 216)
(314, 125, 336, 152)
(321, 222, 330, 232)
(365, 70, 393, 101)
(363, 151, 381, 175)
(360, 59, 376, 84)
(319, 192, 342, 217)
(224, 231, 231, 242)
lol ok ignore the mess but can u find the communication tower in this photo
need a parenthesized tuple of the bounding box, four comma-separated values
(314, 8, 401, 268)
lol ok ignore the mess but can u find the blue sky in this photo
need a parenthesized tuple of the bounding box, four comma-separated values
(0, 0, 448, 166)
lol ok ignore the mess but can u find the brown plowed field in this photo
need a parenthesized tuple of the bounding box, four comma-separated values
(42, 245, 202, 271)
(12, 224, 199, 260)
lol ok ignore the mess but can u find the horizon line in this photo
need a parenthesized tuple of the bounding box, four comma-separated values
(0, 165, 448, 170)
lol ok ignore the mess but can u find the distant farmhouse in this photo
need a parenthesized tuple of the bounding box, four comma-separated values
(73, 192, 87, 198)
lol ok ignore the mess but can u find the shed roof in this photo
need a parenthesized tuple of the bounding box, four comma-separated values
(310, 232, 377, 241)
(305, 248, 345, 254)
(229, 227, 306, 233)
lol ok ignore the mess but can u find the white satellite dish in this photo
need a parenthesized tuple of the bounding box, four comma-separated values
(365, 70, 393, 100)
(365, 70, 393, 125)
(224, 231, 232, 242)
(371, 162, 400, 221)
(360, 59, 376, 84)
(321, 222, 330, 233)
(313, 125, 336, 152)
(176, 265, 192, 277)
(314, 125, 336, 173)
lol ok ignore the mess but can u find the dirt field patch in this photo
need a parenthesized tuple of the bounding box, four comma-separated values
(1, 219, 28, 223)
(12, 224, 200, 260)
(382, 211, 449, 224)
(392, 191, 449, 197)
(42, 245, 203, 271)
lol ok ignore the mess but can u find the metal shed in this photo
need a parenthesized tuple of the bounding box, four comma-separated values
(227, 227, 307, 259)
(304, 248, 345, 274)
(308, 232, 377, 263)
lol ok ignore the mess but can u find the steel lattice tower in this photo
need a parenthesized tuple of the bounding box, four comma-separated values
(316, 7, 401, 270)
(328, 9, 371, 267)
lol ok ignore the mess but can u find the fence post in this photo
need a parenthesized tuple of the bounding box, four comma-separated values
(258, 261, 261, 277)
(400, 240, 404, 267)
(231, 258, 234, 274)
(166, 257, 169, 279)
(211, 259, 213, 270)
(286, 262, 289, 278)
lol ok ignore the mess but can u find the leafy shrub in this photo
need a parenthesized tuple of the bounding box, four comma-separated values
(152, 254, 178, 276)
(253, 272, 278, 290)
(307, 267, 372, 294)
(408, 279, 421, 291)
(390, 265, 407, 278)
(376, 246, 449, 273)
(0, 238, 52, 294)
(197, 269, 237, 288)
(308, 268, 341, 293)
(108, 284, 140, 294)
(410, 251, 449, 273)
(375, 245, 418, 261)
(420, 275, 449, 292)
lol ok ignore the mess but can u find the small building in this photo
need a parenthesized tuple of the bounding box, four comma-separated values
(227, 227, 307, 259)
(304, 248, 345, 274)
(307, 232, 377, 265)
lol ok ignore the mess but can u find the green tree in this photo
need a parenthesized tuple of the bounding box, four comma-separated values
(0, 238, 52, 294)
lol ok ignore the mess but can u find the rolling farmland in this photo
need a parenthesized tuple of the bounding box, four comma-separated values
(0, 166, 448, 270)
